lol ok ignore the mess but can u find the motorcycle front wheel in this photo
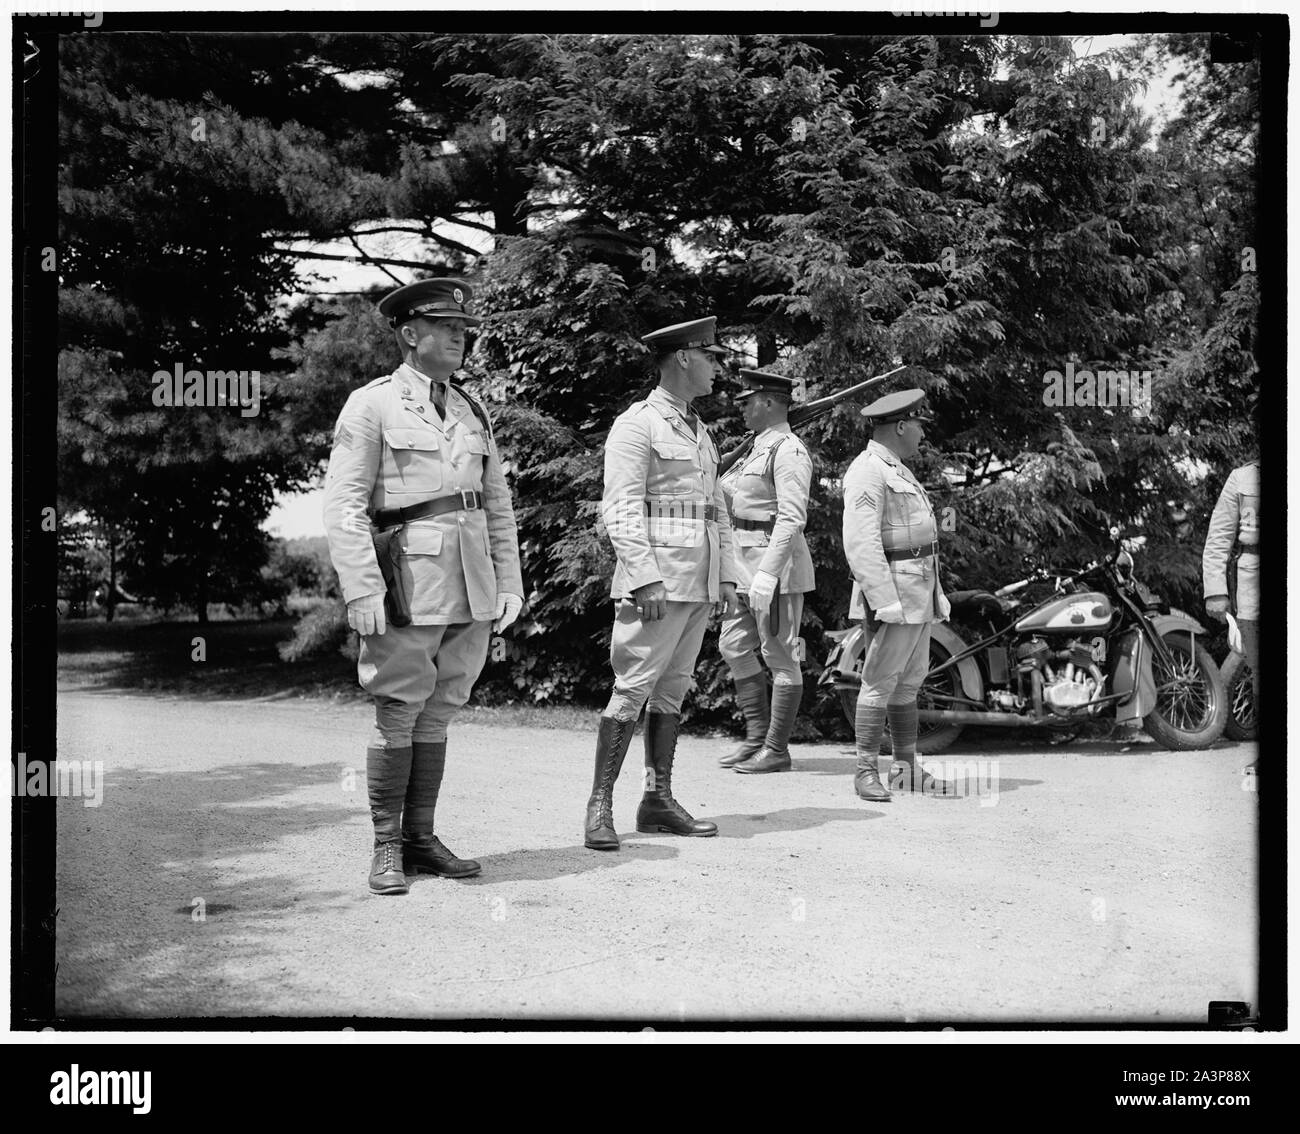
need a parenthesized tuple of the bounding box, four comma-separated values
(1142, 630, 1227, 750)
(1219, 651, 1257, 742)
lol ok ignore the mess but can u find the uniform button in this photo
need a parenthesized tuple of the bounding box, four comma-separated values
(458, 516, 465, 524)
(416, 405, 425, 413)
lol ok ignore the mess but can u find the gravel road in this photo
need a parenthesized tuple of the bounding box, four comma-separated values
(54, 689, 1258, 1023)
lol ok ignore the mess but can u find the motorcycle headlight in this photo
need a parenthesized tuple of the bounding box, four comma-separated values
(1115, 549, 1134, 577)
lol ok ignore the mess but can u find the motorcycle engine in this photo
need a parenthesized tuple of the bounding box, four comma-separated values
(1040, 640, 1105, 715)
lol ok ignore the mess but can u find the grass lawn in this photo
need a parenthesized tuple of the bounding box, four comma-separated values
(55, 617, 604, 730)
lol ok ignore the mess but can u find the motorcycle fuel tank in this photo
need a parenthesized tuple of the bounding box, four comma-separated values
(1014, 591, 1113, 634)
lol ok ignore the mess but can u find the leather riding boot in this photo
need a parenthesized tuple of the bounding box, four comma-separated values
(887, 702, 953, 796)
(585, 715, 636, 850)
(636, 712, 717, 837)
(402, 741, 481, 878)
(735, 682, 801, 774)
(367, 745, 413, 894)
(720, 673, 770, 766)
(853, 704, 892, 802)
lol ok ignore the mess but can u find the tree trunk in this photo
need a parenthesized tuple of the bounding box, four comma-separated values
(106, 536, 117, 623)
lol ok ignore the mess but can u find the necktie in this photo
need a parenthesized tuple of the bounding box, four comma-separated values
(431, 382, 447, 421)
(682, 407, 698, 435)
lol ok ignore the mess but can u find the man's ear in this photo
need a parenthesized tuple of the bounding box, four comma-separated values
(676, 349, 690, 370)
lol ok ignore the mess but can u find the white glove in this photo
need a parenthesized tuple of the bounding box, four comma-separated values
(875, 601, 905, 625)
(748, 570, 778, 612)
(938, 594, 952, 621)
(1226, 612, 1243, 654)
(493, 592, 523, 633)
(347, 593, 387, 637)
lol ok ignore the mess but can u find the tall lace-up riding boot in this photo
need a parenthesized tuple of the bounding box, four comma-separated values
(635, 712, 717, 836)
(585, 715, 636, 850)
(367, 745, 413, 894)
(402, 741, 481, 878)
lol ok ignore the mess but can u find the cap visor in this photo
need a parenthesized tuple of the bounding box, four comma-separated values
(701, 344, 730, 355)
(418, 311, 482, 326)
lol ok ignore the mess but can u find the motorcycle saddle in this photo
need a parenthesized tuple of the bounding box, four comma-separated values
(946, 589, 1003, 618)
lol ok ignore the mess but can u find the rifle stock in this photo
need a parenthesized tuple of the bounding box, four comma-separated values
(787, 364, 906, 429)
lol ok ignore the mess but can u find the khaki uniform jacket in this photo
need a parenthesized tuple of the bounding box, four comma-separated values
(1202, 460, 1259, 620)
(842, 440, 946, 623)
(322, 363, 523, 624)
(719, 423, 816, 592)
(602, 385, 737, 602)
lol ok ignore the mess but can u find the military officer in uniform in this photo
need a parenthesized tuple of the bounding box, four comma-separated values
(841, 389, 951, 801)
(323, 278, 523, 894)
(1203, 456, 1260, 773)
(717, 369, 816, 774)
(585, 316, 739, 850)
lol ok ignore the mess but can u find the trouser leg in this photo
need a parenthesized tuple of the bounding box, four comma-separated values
(410, 620, 493, 743)
(853, 621, 926, 801)
(887, 624, 950, 795)
(1238, 617, 1259, 772)
(593, 601, 703, 844)
(720, 605, 769, 765)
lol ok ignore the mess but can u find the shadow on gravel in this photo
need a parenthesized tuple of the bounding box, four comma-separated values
(57, 758, 361, 1016)
(464, 841, 680, 884)
(702, 806, 884, 838)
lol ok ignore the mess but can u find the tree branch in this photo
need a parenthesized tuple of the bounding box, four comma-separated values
(273, 248, 436, 270)
(349, 234, 404, 285)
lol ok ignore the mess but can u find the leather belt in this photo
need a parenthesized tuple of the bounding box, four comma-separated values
(373, 490, 483, 530)
(1236, 544, 1259, 557)
(885, 540, 938, 562)
(731, 514, 775, 532)
(644, 500, 718, 521)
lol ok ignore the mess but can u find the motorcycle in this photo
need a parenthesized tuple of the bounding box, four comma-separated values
(820, 539, 1227, 752)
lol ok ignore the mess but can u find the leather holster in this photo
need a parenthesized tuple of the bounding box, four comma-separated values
(372, 524, 412, 627)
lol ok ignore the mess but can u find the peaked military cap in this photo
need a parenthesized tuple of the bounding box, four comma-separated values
(379, 278, 481, 328)
(640, 316, 730, 356)
(736, 368, 797, 400)
(861, 388, 932, 423)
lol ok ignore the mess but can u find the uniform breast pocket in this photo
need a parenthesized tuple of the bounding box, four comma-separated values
(649, 440, 697, 495)
(884, 474, 923, 529)
(383, 429, 442, 494)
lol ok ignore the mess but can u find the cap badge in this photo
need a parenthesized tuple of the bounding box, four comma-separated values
(453, 287, 464, 304)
